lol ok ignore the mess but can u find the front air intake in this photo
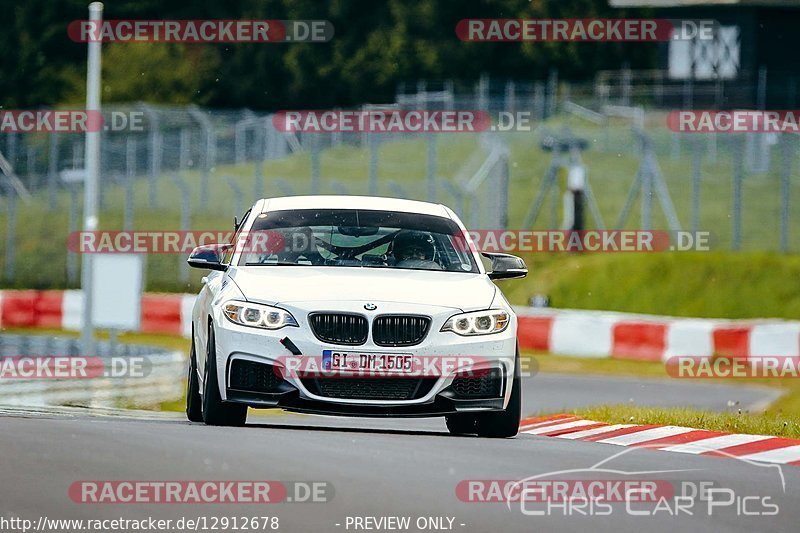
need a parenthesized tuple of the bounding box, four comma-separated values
(308, 313, 369, 345)
(372, 315, 431, 347)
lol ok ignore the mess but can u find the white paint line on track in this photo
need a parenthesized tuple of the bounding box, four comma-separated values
(519, 416, 577, 431)
(737, 444, 800, 464)
(660, 433, 774, 454)
(595, 426, 695, 446)
(556, 424, 634, 440)
(522, 419, 598, 435)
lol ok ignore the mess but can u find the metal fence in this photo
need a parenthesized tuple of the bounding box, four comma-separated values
(0, 67, 797, 288)
(0, 334, 184, 408)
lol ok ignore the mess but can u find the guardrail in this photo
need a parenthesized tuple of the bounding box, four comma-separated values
(0, 334, 185, 408)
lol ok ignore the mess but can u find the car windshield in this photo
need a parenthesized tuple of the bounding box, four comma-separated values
(237, 208, 478, 273)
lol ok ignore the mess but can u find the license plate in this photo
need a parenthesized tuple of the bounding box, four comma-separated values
(322, 350, 414, 374)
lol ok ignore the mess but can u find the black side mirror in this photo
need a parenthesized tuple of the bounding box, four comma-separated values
(482, 252, 527, 280)
(188, 244, 229, 271)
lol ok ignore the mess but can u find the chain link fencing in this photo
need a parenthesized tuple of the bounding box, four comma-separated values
(0, 68, 797, 289)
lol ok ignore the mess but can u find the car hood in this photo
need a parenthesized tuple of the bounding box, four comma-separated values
(228, 266, 497, 312)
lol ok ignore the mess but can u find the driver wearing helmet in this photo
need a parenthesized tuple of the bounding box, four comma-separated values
(391, 230, 442, 270)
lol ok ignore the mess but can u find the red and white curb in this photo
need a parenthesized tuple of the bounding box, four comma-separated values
(520, 414, 800, 466)
(515, 307, 800, 361)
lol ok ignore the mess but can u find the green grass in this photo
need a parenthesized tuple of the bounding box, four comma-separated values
(503, 251, 800, 320)
(527, 350, 673, 378)
(573, 405, 800, 439)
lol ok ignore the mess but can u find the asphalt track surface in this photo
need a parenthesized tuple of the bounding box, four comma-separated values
(0, 373, 795, 533)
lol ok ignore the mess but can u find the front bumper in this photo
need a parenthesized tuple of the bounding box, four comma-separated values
(211, 300, 517, 417)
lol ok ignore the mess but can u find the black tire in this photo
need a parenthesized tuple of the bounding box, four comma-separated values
(445, 413, 477, 436)
(475, 351, 522, 438)
(185, 335, 203, 422)
(201, 325, 248, 427)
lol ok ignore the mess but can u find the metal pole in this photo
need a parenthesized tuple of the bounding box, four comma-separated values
(254, 119, 265, 199)
(221, 175, 244, 218)
(368, 132, 378, 196)
(426, 133, 436, 202)
(757, 66, 767, 110)
(80, 1, 103, 357)
(67, 185, 80, 285)
(477, 74, 489, 111)
(498, 149, 509, 228)
(4, 191, 16, 281)
(533, 82, 545, 122)
(48, 132, 59, 208)
(691, 140, 702, 233)
(126, 136, 136, 179)
(148, 117, 161, 208)
(179, 128, 190, 170)
(621, 65, 631, 107)
(188, 106, 214, 207)
(641, 158, 652, 230)
(547, 69, 558, 118)
(5, 133, 17, 172)
(550, 171, 559, 229)
(310, 136, 321, 194)
(732, 136, 744, 251)
(170, 175, 191, 285)
(780, 134, 791, 253)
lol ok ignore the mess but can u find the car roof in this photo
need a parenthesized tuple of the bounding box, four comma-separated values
(258, 195, 452, 218)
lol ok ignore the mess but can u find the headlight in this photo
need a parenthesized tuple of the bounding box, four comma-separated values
(441, 309, 510, 336)
(222, 301, 298, 330)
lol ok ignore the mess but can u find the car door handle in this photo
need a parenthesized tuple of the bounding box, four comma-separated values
(201, 276, 209, 284)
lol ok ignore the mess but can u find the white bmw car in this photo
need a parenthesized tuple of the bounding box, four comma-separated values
(185, 196, 527, 437)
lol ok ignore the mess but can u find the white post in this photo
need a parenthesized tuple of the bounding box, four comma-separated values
(80, 2, 103, 356)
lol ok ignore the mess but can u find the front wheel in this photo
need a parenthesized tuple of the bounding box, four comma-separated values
(201, 325, 247, 427)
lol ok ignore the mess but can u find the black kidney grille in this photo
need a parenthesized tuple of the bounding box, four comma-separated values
(229, 359, 285, 394)
(309, 313, 369, 345)
(302, 377, 437, 401)
(450, 367, 503, 399)
(372, 315, 431, 347)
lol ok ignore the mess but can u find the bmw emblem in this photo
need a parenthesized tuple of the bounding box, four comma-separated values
(364, 303, 377, 311)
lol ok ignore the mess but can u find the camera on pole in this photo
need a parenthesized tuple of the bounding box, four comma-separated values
(523, 128, 603, 233)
